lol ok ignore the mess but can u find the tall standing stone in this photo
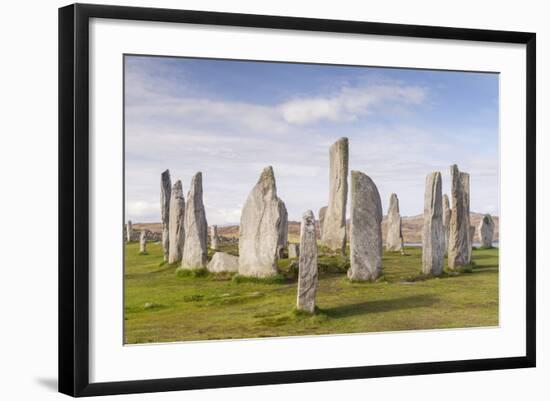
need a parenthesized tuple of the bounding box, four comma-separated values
(277, 201, 288, 258)
(318, 206, 327, 239)
(385, 193, 404, 252)
(321, 138, 349, 253)
(168, 180, 185, 264)
(160, 169, 172, 262)
(442, 194, 451, 253)
(139, 230, 147, 254)
(239, 166, 285, 277)
(448, 164, 471, 269)
(180, 172, 208, 270)
(126, 220, 133, 243)
(297, 210, 318, 313)
(478, 214, 495, 248)
(210, 225, 220, 251)
(421, 172, 445, 276)
(348, 171, 383, 281)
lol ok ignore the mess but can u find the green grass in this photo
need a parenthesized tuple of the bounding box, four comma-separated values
(124, 242, 499, 344)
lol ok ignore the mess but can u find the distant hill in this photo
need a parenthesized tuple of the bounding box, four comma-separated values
(133, 212, 498, 244)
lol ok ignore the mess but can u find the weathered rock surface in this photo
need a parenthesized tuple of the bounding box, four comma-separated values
(168, 180, 185, 264)
(478, 214, 495, 248)
(207, 252, 239, 273)
(318, 206, 327, 239)
(161, 169, 172, 262)
(297, 210, 318, 313)
(348, 171, 383, 281)
(385, 193, 404, 252)
(277, 201, 288, 258)
(421, 172, 445, 276)
(288, 243, 300, 258)
(210, 225, 220, 251)
(139, 230, 147, 254)
(181, 172, 208, 269)
(321, 138, 348, 253)
(238, 166, 284, 277)
(126, 220, 133, 243)
(442, 194, 451, 254)
(448, 164, 471, 269)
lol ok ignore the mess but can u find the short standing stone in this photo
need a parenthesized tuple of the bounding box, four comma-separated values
(442, 194, 451, 254)
(126, 220, 133, 243)
(168, 180, 185, 264)
(288, 243, 300, 258)
(385, 193, 404, 252)
(207, 252, 239, 273)
(421, 172, 445, 276)
(139, 230, 147, 254)
(297, 210, 318, 313)
(161, 169, 172, 262)
(277, 201, 288, 258)
(321, 138, 349, 253)
(210, 225, 220, 251)
(238, 166, 284, 277)
(318, 206, 327, 239)
(448, 164, 471, 269)
(348, 171, 383, 281)
(478, 214, 495, 248)
(180, 172, 208, 269)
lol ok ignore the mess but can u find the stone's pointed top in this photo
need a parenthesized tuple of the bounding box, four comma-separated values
(161, 169, 170, 178)
(172, 180, 183, 193)
(388, 193, 400, 214)
(331, 137, 349, 150)
(258, 165, 275, 181)
(443, 193, 450, 205)
(189, 172, 203, 191)
(483, 214, 493, 224)
(303, 210, 314, 220)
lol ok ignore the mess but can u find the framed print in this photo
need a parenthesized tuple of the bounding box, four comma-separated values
(58, 3, 536, 397)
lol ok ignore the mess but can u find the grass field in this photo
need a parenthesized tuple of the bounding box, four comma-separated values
(124, 241, 498, 344)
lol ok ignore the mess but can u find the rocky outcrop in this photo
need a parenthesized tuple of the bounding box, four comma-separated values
(207, 252, 239, 273)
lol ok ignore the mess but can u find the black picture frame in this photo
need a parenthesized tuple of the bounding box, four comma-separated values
(58, 3, 536, 397)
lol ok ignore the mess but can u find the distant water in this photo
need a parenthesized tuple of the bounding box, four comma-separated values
(405, 241, 499, 249)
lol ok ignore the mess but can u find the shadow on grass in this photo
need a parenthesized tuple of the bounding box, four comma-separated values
(323, 294, 438, 318)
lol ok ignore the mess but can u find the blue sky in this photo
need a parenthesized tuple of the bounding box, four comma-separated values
(124, 55, 499, 225)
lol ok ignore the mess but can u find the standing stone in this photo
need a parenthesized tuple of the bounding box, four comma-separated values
(442, 194, 451, 253)
(421, 172, 445, 276)
(160, 169, 171, 262)
(277, 201, 288, 258)
(126, 220, 133, 243)
(210, 225, 220, 251)
(238, 166, 285, 277)
(321, 138, 349, 253)
(348, 171, 383, 281)
(139, 230, 147, 254)
(448, 164, 471, 269)
(168, 180, 185, 264)
(297, 210, 318, 313)
(288, 243, 300, 258)
(180, 172, 208, 270)
(385, 193, 404, 252)
(478, 214, 495, 248)
(318, 206, 327, 239)
(468, 225, 476, 262)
